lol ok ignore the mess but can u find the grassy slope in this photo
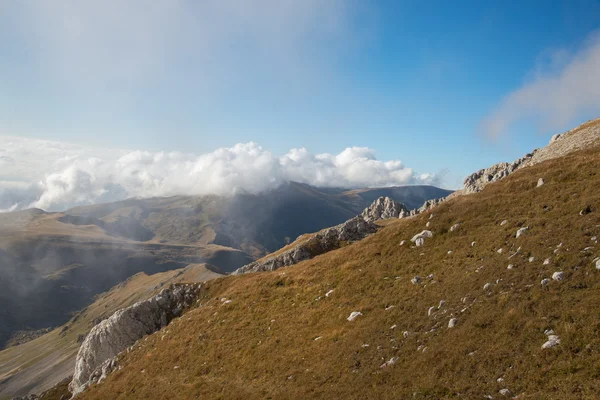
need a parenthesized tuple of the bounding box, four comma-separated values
(81, 145, 600, 400)
(0, 264, 222, 399)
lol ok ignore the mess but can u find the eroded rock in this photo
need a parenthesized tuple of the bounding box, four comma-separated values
(69, 283, 201, 396)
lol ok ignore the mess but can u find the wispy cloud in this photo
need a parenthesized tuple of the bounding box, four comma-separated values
(0, 136, 436, 212)
(7, 0, 361, 93)
(480, 32, 600, 139)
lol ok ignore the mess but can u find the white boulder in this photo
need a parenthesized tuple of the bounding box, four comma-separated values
(347, 311, 363, 322)
(552, 271, 564, 281)
(516, 227, 528, 238)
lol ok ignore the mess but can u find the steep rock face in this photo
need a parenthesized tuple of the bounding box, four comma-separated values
(69, 284, 201, 396)
(361, 197, 409, 222)
(233, 216, 378, 274)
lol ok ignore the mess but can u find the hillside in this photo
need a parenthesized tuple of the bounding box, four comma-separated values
(0, 183, 449, 350)
(73, 138, 600, 399)
(0, 264, 222, 399)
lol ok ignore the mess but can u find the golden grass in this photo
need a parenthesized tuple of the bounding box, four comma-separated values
(75, 145, 600, 399)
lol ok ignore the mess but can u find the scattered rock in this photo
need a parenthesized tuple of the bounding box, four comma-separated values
(507, 264, 514, 270)
(448, 318, 458, 328)
(516, 227, 528, 238)
(529, 257, 535, 263)
(403, 331, 410, 338)
(347, 311, 363, 322)
(543, 258, 550, 265)
(596, 259, 600, 270)
(499, 388, 511, 396)
(325, 289, 334, 297)
(438, 300, 445, 308)
(411, 276, 421, 285)
(428, 306, 436, 316)
(471, 241, 476, 247)
(411, 230, 433, 247)
(541, 330, 561, 349)
(450, 223, 461, 232)
(537, 178, 544, 187)
(500, 220, 508, 226)
(552, 271, 564, 281)
(483, 283, 491, 291)
(380, 356, 399, 368)
(497, 248, 503, 254)
(580, 205, 592, 216)
(541, 278, 550, 286)
(399, 240, 406, 246)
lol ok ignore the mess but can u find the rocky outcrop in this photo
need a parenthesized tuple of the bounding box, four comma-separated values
(233, 216, 378, 274)
(361, 197, 409, 221)
(411, 197, 447, 216)
(463, 151, 537, 194)
(464, 118, 600, 194)
(69, 284, 202, 396)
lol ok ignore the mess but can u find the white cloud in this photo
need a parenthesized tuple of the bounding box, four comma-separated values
(0, 136, 434, 212)
(481, 32, 600, 138)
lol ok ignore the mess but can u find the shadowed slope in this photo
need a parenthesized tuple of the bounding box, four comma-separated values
(0, 264, 222, 399)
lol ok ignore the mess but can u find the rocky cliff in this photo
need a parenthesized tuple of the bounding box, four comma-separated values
(69, 283, 201, 396)
(232, 216, 378, 274)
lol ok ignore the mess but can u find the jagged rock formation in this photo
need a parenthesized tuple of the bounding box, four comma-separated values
(463, 151, 537, 194)
(233, 216, 378, 274)
(361, 197, 409, 221)
(69, 284, 202, 396)
(411, 197, 447, 216)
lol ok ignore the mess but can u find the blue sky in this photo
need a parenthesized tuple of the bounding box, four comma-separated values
(1, 0, 600, 202)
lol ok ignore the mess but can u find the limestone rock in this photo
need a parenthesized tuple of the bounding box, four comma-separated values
(537, 178, 544, 187)
(516, 227, 528, 238)
(361, 196, 409, 222)
(411, 230, 433, 244)
(552, 271, 564, 281)
(463, 151, 537, 193)
(347, 311, 363, 322)
(380, 356, 398, 368)
(541, 330, 561, 349)
(69, 283, 202, 396)
(233, 216, 378, 274)
(448, 318, 458, 328)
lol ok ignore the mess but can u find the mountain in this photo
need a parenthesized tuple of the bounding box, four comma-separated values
(43, 118, 600, 399)
(0, 184, 449, 365)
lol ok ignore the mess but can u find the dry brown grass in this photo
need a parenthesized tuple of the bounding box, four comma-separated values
(81, 145, 600, 399)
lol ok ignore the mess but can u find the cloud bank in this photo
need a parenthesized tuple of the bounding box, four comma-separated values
(0, 137, 436, 212)
(481, 32, 600, 138)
